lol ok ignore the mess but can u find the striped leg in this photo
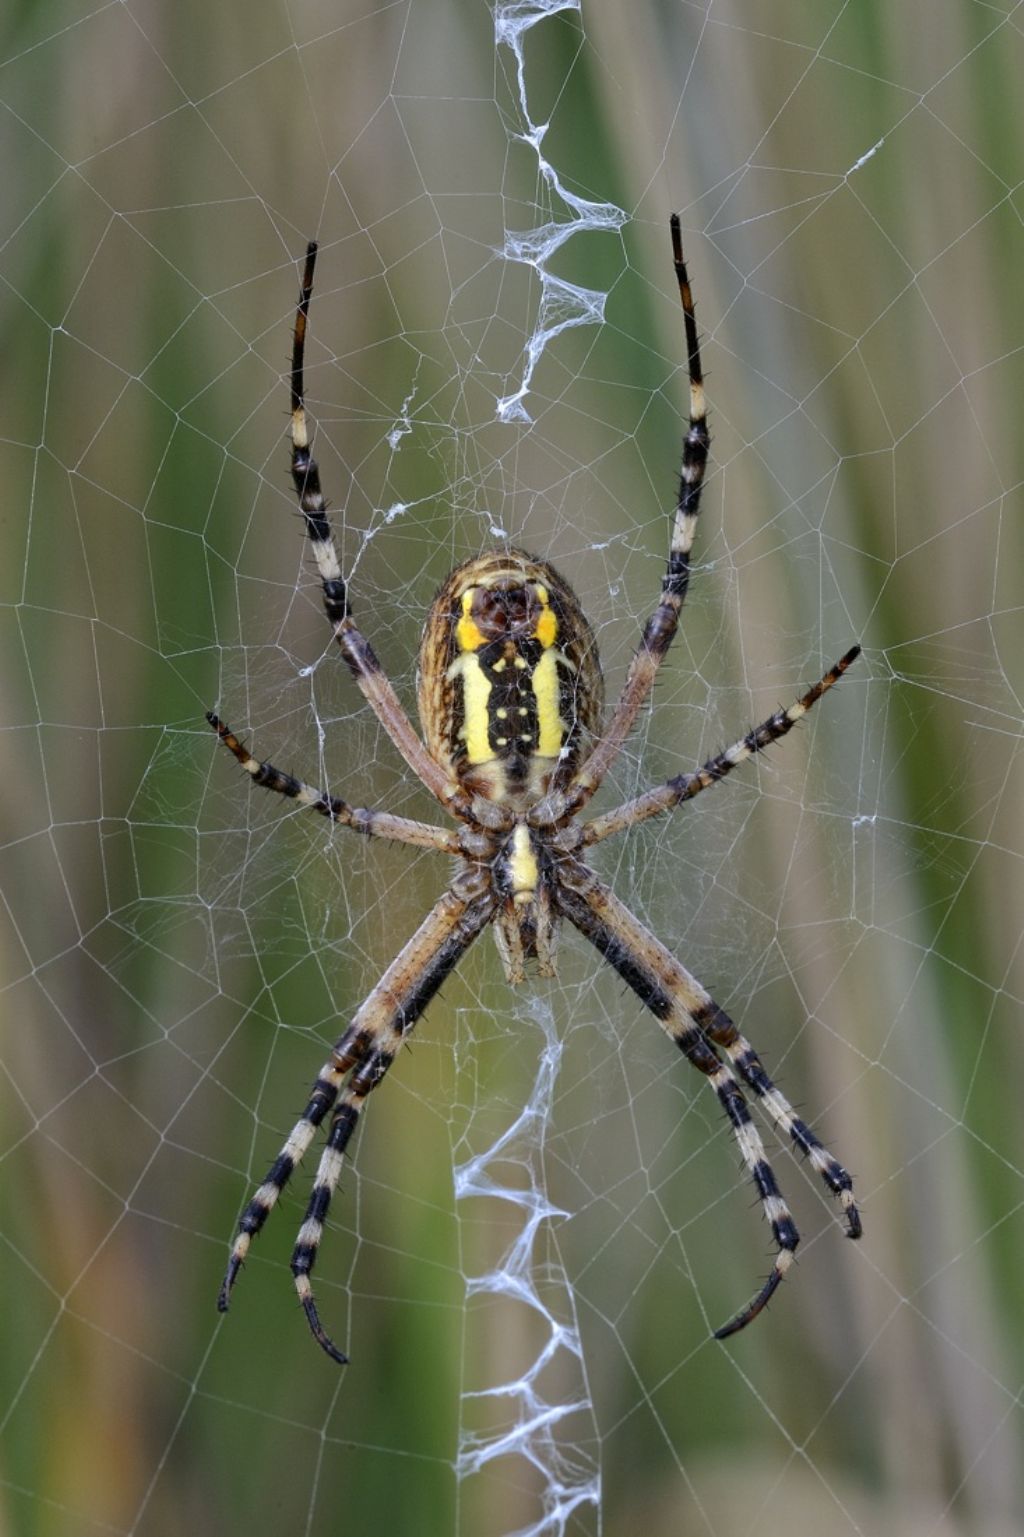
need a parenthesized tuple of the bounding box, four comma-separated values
(207, 713, 458, 853)
(698, 1011, 860, 1238)
(220, 883, 495, 1362)
(218, 1058, 351, 1311)
(545, 215, 709, 822)
(290, 1095, 361, 1363)
(289, 884, 495, 1362)
(555, 865, 859, 1338)
(582, 646, 861, 847)
(287, 243, 469, 819)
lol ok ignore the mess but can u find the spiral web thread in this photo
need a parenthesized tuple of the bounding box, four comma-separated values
(2, 1, 1022, 1534)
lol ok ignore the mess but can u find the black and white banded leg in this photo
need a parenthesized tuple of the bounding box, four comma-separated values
(539, 215, 710, 819)
(556, 867, 858, 1337)
(206, 713, 459, 853)
(287, 242, 469, 820)
(218, 886, 495, 1361)
(219, 1060, 348, 1311)
(698, 1014, 860, 1238)
(582, 645, 861, 847)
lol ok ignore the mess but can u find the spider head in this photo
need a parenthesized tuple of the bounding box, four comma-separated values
(489, 822, 560, 983)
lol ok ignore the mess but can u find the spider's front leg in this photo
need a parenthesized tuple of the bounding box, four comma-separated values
(554, 860, 859, 1338)
(219, 879, 495, 1363)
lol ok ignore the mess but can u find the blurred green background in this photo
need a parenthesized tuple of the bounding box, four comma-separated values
(1, 2, 1022, 1534)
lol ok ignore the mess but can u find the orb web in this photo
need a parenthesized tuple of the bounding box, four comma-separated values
(2, 2, 1022, 1535)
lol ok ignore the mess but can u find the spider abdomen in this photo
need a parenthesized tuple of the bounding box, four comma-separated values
(417, 550, 603, 806)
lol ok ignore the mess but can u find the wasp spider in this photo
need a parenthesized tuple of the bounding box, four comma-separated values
(209, 222, 861, 1364)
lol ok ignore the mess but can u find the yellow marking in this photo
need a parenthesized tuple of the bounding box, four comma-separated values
(447, 653, 493, 763)
(509, 823, 539, 898)
(456, 589, 486, 652)
(292, 406, 309, 449)
(531, 647, 565, 757)
(444, 577, 579, 777)
(533, 583, 558, 649)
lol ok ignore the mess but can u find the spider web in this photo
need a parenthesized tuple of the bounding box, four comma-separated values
(3, 1, 1023, 1533)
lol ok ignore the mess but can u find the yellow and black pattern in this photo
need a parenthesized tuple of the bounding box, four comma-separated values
(209, 222, 862, 1363)
(417, 552, 603, 804)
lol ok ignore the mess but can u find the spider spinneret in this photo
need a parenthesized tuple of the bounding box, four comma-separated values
(209, 222, 861, 1365)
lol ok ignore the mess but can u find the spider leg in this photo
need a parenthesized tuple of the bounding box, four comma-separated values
(554, 862, 859, 1339)
(218, 1059, 347, 1311)
(541, 215, 708, 824)
(698, 1010, 860, 1238)
(219, 882, 494, 1363)
(207, 713, 459, 853)
(582, 646, 861, 847)
(288, 243, 469, 820)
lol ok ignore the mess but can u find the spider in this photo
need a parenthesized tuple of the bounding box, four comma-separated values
(209, 220, 861, 1364)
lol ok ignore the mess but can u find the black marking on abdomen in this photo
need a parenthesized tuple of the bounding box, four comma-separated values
(479, 638, 543, 756)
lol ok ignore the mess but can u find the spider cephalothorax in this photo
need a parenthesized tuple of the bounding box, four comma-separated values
(209, 225, 861, 1365)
